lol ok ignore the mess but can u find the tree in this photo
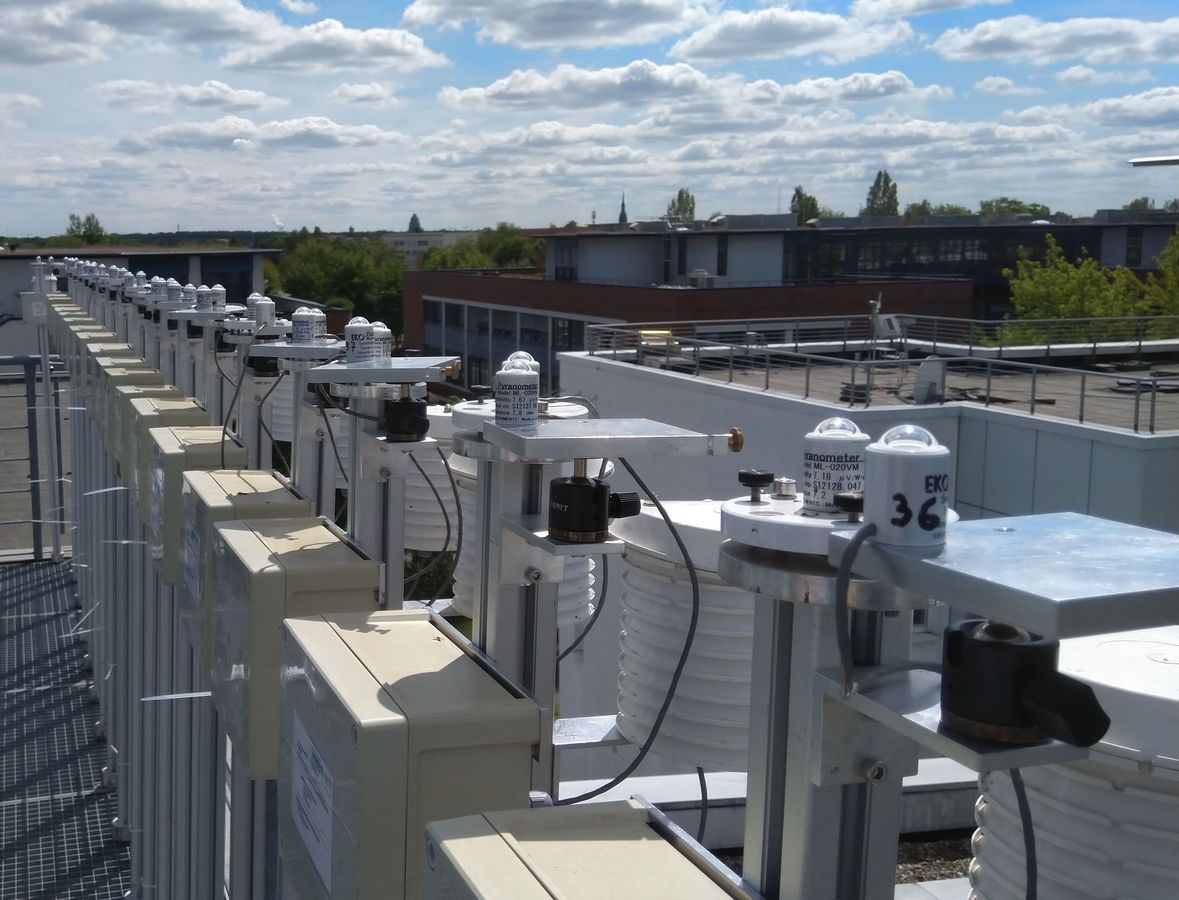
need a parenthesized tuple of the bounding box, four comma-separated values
(861, 170, 899, 216)
(789, 185, 820, 223)
(408, 213, 423, 233)
(979, 196, 1051, 219)
(1124, 197, 1156, 212)
(666, 187, 696, 222)
(263, 258, 283, 294)
(421, 237, 495, 270)
(818, 205, 846, 218)
(1004, 234, 1150, 321)
(1165, 198, 1179, 213)
(933, 202, 973, 216)
(903, 199, 933, 221)
(279, 235, 404, 328)
(67, 212, 106, 245)
(475, 222, 543, 267)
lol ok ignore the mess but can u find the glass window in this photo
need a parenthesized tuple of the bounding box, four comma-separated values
(716, 234, 729, 277)
(677, 235, 688, 276)
(964, 239, 987, 261)
(442, 303, 464, 357)
(491, 309, 518, 368)
(552, 318, 585, 353)
(859, 241, 882, 271)
(938, 239, 963, 263)
(554, 238, 578, 281)
(520, 314, 550, 393)
(1127, 228, 1143, 267)
(465, 307, 490, 387)
(423, 300, 443, 355)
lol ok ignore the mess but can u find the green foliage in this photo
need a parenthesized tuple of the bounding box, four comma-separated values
(476, 222, 542, 267)
(1165, 199, 1179, 213)
(903, 199, 932, 220)
(1004, 234, 1149, 320)
(279, 236, 404, 328)
(861, 170, 898, 216)
(408, 213, 423, 233)
(817, 205, 845, 218)
(1124, 196, 1156, 212)
(666, 187, 696, 221)
(904, 199, 975, 220)
(979, 196, 1051, 218)
(421, 237, 495, 270)
(790, 185, 820, 223)
(263, 258, 283, 294)
(564, 220, 578, 228)
(67, 212, 106, 244)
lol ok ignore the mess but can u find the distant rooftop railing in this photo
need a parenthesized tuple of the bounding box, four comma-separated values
(586, 316, 1179, 434)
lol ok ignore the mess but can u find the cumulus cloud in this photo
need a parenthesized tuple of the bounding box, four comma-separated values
(973, 76, 1041, 96)
(116, 115, 405, 154)
(90, 80, 287, 113)
(222, 18, 448, 72)
(279, 0, 318, 13)
(670, 8, 913, 63)
(329, 83, 398, 105)
(0, 93, 42, 124)
(441, 61, 948, 111)
(78, 0, 279, 43)
(0, 4, 112, 64)
(851, 0, 1008, 21)
(1012, 86, 1179, 129)
(932, 15, 1179, 64)
(402, 0, 712, 49)
(1055, 65, 1154, 85)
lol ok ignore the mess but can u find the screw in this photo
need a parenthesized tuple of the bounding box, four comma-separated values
(727, 426, 744, 453)
(525, 567, 543, 583)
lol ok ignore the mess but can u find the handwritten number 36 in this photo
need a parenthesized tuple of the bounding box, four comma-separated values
(890, 493, 941, 531)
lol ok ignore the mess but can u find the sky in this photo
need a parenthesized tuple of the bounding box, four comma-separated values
(2, 0, 1178, 236)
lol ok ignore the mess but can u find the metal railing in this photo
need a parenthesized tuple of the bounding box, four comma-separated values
(589, 314, 1179, 359)
(586, 323, 1179, 434)
(0, 356, 67, 559)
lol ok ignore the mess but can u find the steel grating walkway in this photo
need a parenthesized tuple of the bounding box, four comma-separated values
(0, 561, 130, 900)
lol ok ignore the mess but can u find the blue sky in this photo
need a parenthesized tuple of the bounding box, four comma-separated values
(2, 0, 1177, 235)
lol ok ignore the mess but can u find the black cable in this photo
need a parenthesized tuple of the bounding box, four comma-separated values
(318, 405, 347, 485)
(220, 335, 257, 469)
(258, 370, 286, 408)
(1010, 768, 1037, 900)
(403, 451, 451, 596)
(696, 766, 709, 844)
(259, 419, 290, 477)
(834, 521, 878, 696)
(556, 456, 699, 805)
(557, 555, 608, 662)
(427, 445, 463, 606)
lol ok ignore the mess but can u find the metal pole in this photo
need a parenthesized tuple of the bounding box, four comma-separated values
(37, 323, 63, 563)
(23, 363, 44, 561)
(1030, 367, 1037, 416)
(764, 352, 771, 391)
(1133, 382, 1142, 433)
(1079, 372, 1086, 424)
(1149, 382, 1158, 434)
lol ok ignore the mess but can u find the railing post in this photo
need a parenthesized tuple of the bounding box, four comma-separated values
(933, 317, 939, 355)
(848, 362, 857, 408)
(728, 346, 734, 383)
(764, 352, 770, 391)
(1079, 372, 1086, 424)
(865, 363, 873, 408)
(985, 361, 992, 407)
(694, 343, 700, 377)
(1149, 382, 1157, 434)
(23, 362, 44, 561)
(805, 357, 812, 398)
(1030, 367, 1037, 416)
(1133, 381, 1142, 433)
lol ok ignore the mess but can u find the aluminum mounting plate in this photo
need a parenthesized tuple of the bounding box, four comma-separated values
(304, 355, 459, 385)
(814, 668, 1087, 772)
(170, 305, 245, 324)
(828, 512, 1179, 638)
(481, 418, 730, 462)
(502, 513, 626, 557)
(247, 339, 343, 361)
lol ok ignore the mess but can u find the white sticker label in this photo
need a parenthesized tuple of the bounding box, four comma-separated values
(292, 712, 334, 892)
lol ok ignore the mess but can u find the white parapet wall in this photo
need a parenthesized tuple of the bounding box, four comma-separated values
(558, 351, 1179, 533)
